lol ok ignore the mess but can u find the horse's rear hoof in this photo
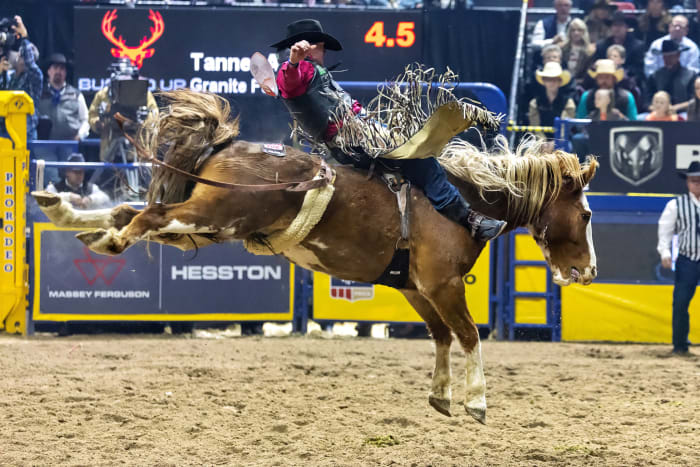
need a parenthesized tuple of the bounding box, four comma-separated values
(31, 191, 60, 208)
(429, 395, 451, 417)
(466, 405, 486, 425)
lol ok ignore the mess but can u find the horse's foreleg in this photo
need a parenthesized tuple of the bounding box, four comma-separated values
(401, 289, 454, 417)
(32, 191, 139, 230)
(76, 200, 220, 255)
(419, 277, 487, 424)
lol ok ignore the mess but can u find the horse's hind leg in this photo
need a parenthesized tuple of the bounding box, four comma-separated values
(401, 289, 454, 417)
(418, 277, 487, 424)
(32, 191, 139, 230)
(76, 200, 217, 255)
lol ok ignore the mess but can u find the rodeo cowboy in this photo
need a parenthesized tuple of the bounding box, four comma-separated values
(266, 19, 507, 243)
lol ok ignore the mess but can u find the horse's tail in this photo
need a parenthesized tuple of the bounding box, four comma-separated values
(142, 89, 240, 204)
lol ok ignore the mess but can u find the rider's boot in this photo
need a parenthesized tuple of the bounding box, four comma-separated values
(438, 197, 507, 242)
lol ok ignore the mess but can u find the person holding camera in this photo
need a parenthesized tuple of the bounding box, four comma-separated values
(88, 59, 157, 163)
(0, 15, 42, 141)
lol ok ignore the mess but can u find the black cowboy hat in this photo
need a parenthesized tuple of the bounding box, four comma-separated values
(654, 39, 690, 55)
(678, 161, 700, 178)
(270, 19, 342, 51)
(47, 53, 68, 66)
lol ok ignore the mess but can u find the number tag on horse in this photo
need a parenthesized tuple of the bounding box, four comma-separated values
(262, 143, 286, 157)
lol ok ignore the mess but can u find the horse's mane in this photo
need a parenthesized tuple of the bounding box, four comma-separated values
(439, 135, 598, 225)
(141, 89, 240, 204)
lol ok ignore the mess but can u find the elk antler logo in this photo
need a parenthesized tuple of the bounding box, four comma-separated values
(101, 9, 164, 69)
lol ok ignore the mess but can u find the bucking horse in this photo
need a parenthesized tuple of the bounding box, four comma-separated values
(32, 87, 597, 424)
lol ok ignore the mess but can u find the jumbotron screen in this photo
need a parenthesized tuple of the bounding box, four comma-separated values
(74, 7, 423, 97)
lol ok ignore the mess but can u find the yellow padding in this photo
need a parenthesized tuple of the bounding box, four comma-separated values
(515, 266, 547, 293)
(313, 245, 491, 324)
(562, 283, 700, 343)
(515, 297, 547, 324)
(515, 234, 544, 261)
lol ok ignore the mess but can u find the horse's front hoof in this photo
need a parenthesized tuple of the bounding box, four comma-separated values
(31, 191, 60, 208)
(76, 229, 121, 255)
(465, 405, 486, 425)
(76, 229, 107, 246)
(428, 395, 451, 417)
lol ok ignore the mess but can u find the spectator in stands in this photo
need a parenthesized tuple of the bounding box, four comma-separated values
(0, 16, 42, 141)
(588, 88, 628, 120)
(688, 0, 700, 46)
(531, 0, 573, 49)
(682, 76, 700, 119)
(576, 59, 638, 119)
(644, 15, 699, 77)
(607, 44, 645, 110)
(528, 62, 576, 126)
(636, 0, 672, 48)
(38, 54, 89, 141)
(46, 153, 110, 209)
(657, 161, 700, 356)
(646, 39, 697, 106)
(584, 0, 617, 44)
(595, 11, 645, 84)
(646, 90, 684, 119)
(561, 19, 597, 85)
(541, 44, 563, 65)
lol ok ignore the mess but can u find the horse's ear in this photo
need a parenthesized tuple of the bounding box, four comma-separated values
(580, 158, 599, 187)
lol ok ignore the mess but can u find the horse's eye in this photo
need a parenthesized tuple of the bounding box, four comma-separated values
(581, 212, 592, 223)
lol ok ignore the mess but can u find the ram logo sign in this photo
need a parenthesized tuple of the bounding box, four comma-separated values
(609, 126, 663, 186)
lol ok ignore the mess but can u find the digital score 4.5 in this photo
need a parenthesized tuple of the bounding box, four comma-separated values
(364, 21, 416, 48)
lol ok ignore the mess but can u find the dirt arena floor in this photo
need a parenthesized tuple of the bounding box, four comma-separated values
(0, 332, 698, 466)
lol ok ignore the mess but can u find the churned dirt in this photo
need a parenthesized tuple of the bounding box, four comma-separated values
(0, 333, 698, 466)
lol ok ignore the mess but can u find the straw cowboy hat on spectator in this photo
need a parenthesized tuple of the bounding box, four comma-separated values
(535, 62, 571, 87)
(587, 59, 624, 82)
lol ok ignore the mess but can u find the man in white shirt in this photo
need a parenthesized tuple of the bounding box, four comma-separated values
(644, 15, 700, 77)
(530, 0, 573, 49)
(46, 153, 110, 209)
(657, 161, 700, 356)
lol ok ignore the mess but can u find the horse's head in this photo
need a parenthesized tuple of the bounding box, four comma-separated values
(529, 157, 598, 286)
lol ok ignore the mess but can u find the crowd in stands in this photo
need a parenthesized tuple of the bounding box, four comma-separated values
(0, 16, 150, 205)
(526, 0, 700, 129)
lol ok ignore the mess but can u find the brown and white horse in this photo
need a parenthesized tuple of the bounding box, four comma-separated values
(32, 90, 598, 424)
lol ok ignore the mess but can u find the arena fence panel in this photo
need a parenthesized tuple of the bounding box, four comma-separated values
(0, 91, 33, 335)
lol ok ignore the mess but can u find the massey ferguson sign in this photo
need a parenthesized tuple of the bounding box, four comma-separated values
(36, 230, 291, 316)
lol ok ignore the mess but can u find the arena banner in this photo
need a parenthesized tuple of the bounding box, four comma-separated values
(587, 121, 695, 195)
(74, 7, 423, 94)
(161, 242, 292, 316)
(312, 244, 491, 325)
(562, 283, 700, 343)
(31, 223, 293, 321)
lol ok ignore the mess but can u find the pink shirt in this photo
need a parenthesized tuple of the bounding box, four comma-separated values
(276, 60, 316, 99)
(276, 60, 362, 141)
